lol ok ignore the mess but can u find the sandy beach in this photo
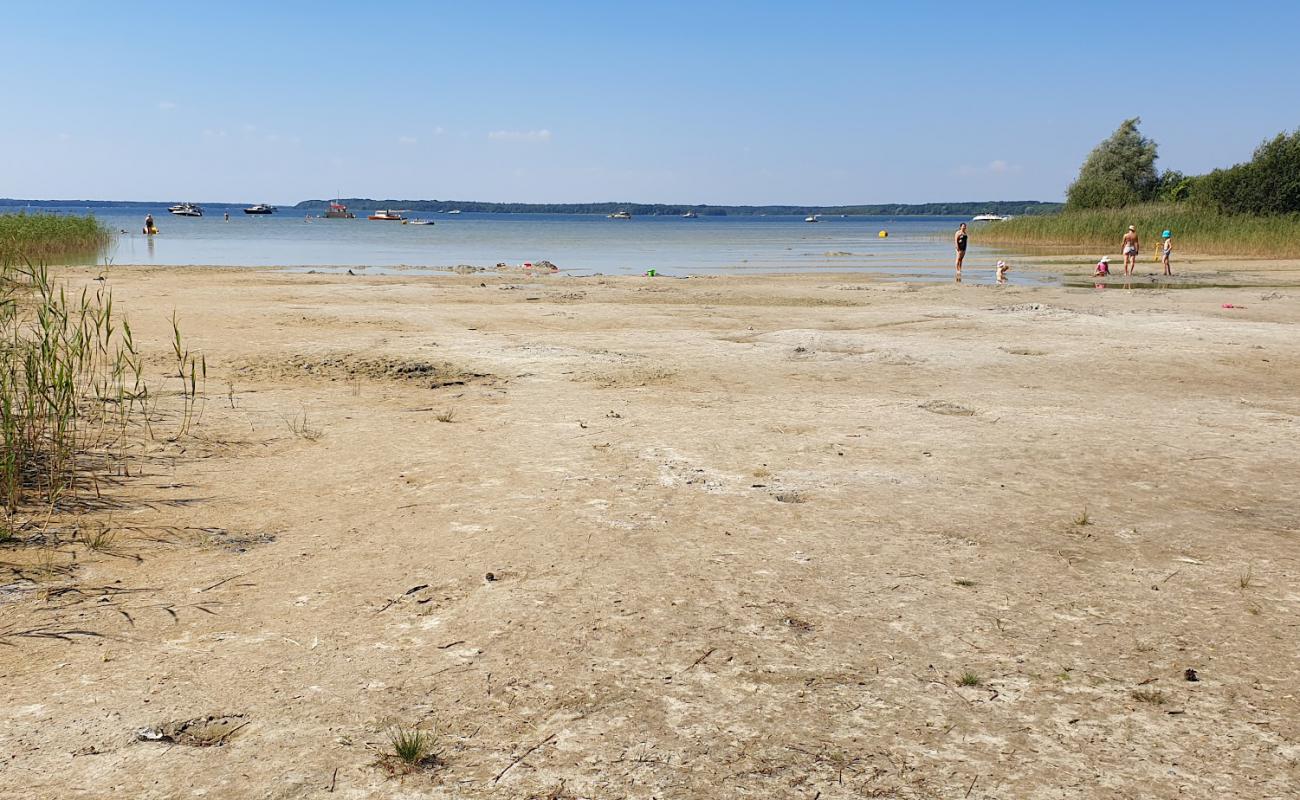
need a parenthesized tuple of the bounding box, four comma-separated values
(3, 264, 1300, 799)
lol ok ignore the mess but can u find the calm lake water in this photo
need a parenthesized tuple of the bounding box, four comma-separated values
(20, 204, 1042, 284)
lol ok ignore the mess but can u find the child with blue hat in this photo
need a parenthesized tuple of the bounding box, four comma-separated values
(1161, 230, 1173, 276)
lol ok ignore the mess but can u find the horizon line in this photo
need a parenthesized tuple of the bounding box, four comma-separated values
(2, 197, 1062, 208)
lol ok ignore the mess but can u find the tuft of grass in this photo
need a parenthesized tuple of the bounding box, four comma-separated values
(282, 411, 323, 441)
(1072, 508, 1091, 526)
(953, 578, 977, 587)
(386, 725, 438, 771)
(958, 672, 983, 687)
(1238, 564, 1254, 590)
(78, 527, 117, 552)
(976, 203, 1300, 259)
(1131, 688, 1167, 706)
(434, 408, 456, 423)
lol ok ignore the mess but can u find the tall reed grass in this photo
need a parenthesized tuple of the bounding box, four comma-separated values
(1, 261, 146, 515)
(0, 212, 113, 264)
(1, 215, 196, 528)
(976, 204, 1300, 259)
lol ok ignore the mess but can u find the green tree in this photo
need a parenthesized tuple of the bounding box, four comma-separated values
(1156, 170, 1193, 203)
(1066, 118, 1160, 210)
(1196, 129, 1300, 215)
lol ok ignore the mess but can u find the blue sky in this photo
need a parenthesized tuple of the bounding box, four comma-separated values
(3, 1, 1298, 204)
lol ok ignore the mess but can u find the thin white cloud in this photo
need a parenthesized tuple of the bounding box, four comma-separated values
(957, 160, 1022, 177)
(158, 100, 178, 111)
(398, 135, 418, 145)
(432, 126, 445, 136)
(488, 129, 552, 142)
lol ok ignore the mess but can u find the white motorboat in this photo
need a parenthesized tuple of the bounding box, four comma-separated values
(972, 213, 1010, 222)
(804, 214, 820, 223)
(168, 202, 203, 217)
(405, 219, 435, 226)
(368, 209, 408, 221)
(447, 209, 462, 214)
(607, 210, 632, 220)
(243, 203, 276, 215)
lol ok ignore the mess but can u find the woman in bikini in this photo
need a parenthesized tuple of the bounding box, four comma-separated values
(1121, 225, 1140, 276)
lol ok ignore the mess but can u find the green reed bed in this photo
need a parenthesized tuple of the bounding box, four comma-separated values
(1, 260, 149, 518)
(0, 214, 203, 533)
(0, 212, 113, 265)
(976, 204, 1300, 259)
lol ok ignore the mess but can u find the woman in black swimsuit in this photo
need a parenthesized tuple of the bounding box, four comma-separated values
(955, 222, 968, 276)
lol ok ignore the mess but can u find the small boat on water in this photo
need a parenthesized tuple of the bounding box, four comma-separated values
(607, 210, 632, 220)
(324, 201, 355, 219)
(682, 210, 698, 218)
(972, 213, 1010, 222)
(405, 219, 435, 226)
(804, 214, 820, 223)
(447, 209, 462, 214)
(243, 203, 276, 215)
(169, 202, 203, 217)
(368, 209, 408, 221)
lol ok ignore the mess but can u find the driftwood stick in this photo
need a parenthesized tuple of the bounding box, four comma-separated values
(493, 732, 557, 783)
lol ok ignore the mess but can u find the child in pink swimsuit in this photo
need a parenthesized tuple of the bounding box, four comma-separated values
(1093, 256, 1111, 276)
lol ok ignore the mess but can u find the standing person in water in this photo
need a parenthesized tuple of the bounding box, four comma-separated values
(1121, 225, 1140, 276)
(954, 222, 969, 276)
(1161, 230, 1173, 276)
(143, 213, 155, 235)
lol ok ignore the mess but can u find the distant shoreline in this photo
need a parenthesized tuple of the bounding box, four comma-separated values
(1, 198, 1062, 218)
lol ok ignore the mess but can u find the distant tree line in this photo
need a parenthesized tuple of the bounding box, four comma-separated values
(1066, 118, 1300, 216)
(291, 199, 1062, 217)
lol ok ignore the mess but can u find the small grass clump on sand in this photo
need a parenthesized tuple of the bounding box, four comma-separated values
(434, 408, 456, 423)
(1131, 688, 1167, 706)
(1072, 508, 1091, 526)
(958, 672, 983, 687)
(953, 578, 977, 587)
(282, 410, 323, 441)
(385, 725, 439, 772)
(976, 203, 1300, 259)
(0, 212, 112, 264)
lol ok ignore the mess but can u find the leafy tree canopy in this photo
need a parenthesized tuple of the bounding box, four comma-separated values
(1066, 118, 1159, 210)
(1196, 129, 1300, 216)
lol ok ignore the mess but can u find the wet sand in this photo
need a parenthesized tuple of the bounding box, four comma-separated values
(3, 264, 1299, 799)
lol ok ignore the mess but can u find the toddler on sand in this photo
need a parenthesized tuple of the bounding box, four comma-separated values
(1093, 256, 1111, 277)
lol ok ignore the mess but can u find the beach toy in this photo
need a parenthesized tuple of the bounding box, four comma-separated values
(1162, 230, 1171, 238)
(646, 268, 657, 277)
(878, 230, 888, 238)
(1222, 303, 1245, 309)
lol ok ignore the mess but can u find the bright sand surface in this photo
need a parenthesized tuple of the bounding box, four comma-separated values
(3, 263, 1299, 798)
